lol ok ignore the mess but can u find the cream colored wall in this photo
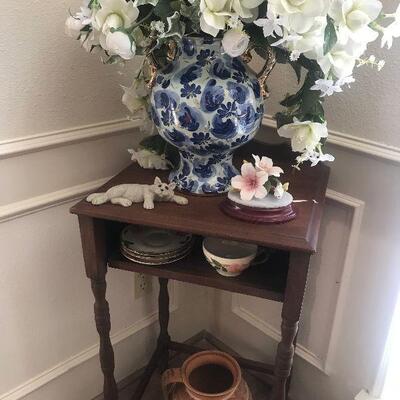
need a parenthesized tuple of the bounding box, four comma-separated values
(0, 0, 139, 141)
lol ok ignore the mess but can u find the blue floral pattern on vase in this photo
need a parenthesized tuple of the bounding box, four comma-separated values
(150, 37, 264, 195)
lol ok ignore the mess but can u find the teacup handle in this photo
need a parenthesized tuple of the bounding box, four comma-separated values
(162, 368, 183, 400)
(251, 249, 271, 266)
(241, 46, 277, 99)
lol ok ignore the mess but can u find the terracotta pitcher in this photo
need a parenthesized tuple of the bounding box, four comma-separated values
(161, 351, 252, 400)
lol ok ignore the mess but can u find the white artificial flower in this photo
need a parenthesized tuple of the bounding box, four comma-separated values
(128, 149, 171, 170)
(296, 149, 335, 166)
(278, 118, 328, 153)
(227, 15, 244, 29)
(268, 0, 327, 17)
(377, 59, 385, 70)
(274, 182, 284, 199)
(199, 0, 232, 37)
(381, 4, 400, 48)
(65, 5, 92, 39)
(329, 0, 382, 44)
(222, 28, 250, 57)
(65, 16, 86, 38)
(271, 32, 301, 47)
(105, 31, 136, 59)
(231, 0, 265, 19)
(254, 9, 284, 38)
(336, 75, 355, 87)
(381, 23, 400, 49)
(285, 16, 326, 57)
(93, 0, 139, 33)
(122, 78, 149, 113)
(317, 42, 357, 79)
(311, 79, 342, 96)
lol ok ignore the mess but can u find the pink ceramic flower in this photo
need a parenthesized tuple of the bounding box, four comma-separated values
(231, 163, 269, 201)
(252, 155, 284, 177)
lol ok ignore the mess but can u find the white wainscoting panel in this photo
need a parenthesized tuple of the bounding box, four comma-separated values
(232, 189, 365, 374)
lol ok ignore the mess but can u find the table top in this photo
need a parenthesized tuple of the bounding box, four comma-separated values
(71, 141, 330, 253)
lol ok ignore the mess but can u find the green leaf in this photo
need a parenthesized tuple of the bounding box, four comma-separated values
(164, 11, 185, 39)
(324, 16, 337, 55)
(275, 112, 294, 129)
(289, 61, 302, 83)
(154, 0, 175, 18)
(139, 135, 167, 155)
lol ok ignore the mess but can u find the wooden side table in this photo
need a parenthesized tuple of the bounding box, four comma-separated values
(71, 142, 330, 400)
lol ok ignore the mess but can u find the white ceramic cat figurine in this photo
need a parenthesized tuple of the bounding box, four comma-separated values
(86, 177, 188, 210)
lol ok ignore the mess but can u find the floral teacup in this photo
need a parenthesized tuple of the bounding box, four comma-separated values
(203, 237, 267, 277)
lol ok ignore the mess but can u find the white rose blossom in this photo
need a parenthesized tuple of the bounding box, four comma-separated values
(92, 0, 139, 53)
(93, 0, 139, 33)
(105, 31, 136, 59)
(199, 0, 264, 36)
(222, 28, 250, 57)
(278, 118, 328, 153)
(200, 0, 232, 37)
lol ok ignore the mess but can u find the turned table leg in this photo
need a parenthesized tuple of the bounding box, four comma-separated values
(271, 252, 311, 400)
(92, 278, 118, 400)
(78, 217, 118, 400)
(158, 278, 171, 373)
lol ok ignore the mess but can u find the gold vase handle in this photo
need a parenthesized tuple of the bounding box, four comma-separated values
(241, 46, 276, 99)
(161, 368, 183, 400)
(146, 40, 178, 89)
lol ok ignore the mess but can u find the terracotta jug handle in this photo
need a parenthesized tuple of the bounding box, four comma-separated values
(162, 368, 183, 400)
(241, 46, 277, 99)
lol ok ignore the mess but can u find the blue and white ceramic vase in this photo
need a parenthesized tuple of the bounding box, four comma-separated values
(150, 37, 264, 195)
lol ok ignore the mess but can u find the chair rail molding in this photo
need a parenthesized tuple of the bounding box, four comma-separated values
(232, 189, 365, 375)
(0, 118, 140, 159)
(0, 177, 113, 223)
(2, 115, 400, 163)
(262, 115, 400, 163)
(0, 286, 179, 400)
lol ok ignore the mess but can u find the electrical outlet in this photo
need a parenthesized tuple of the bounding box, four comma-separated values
(134, 273, 153, 299)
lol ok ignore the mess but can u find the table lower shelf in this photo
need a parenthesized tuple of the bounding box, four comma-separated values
(108, 239, 289, 302)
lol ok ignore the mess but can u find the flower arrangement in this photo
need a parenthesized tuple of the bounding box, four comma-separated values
(231, 155, 288, 201)
(66, 0, 400, 167)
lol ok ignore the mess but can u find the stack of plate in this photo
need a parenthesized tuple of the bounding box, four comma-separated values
(120, 225, 194, 265)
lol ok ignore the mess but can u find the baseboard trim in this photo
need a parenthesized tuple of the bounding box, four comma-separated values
(0, 177, 112, 224)
(262, 115, 400, 163)
(231, 298, 326, 373)
(0, 118, 139, 159)
(1, 284, 179, 400)
(0, 313, 158, 400)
